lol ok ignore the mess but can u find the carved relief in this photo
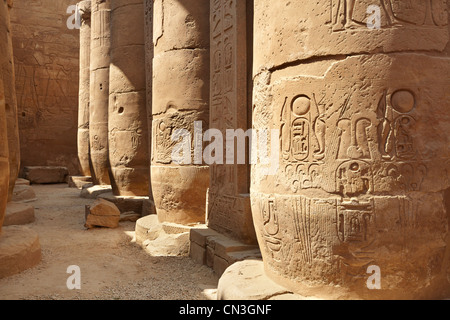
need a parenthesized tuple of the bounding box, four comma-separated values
(377, 89, 417, 161)
(336, 160, 373, 197)
(331, 0, 448, 31)
(260, 198, 283, 263)
(385, 162, 427, 191)
(208, 194, 239, 233)
(154, 112, 207, 165)
(281, 94, 327, 163)
(337, 199, 375, 243)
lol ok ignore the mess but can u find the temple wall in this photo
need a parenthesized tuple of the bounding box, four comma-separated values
(10, 0, 80, 175)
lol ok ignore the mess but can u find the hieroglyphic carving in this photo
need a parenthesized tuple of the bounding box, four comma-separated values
(281, 94, 327, 163)
(336, 160, 373, 197)
(278, 85, 429, 196)
(377, 89, 417, 160)
(331, 0, 448, 31)
(337, 199, 375, 244)
(259, 197, 283, 262)
(153, 112, 208, 165)
(208, 0, 255, 242)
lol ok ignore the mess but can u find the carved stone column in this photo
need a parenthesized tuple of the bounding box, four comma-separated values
(0, 79, 9, 232)
(151, 0, 210, 224)
(77, 0, 92, 177)
(0, 0, 19, 201)
(207, 0, 255, 244)
(144, 0, 155, 210)
(0, 1, 41, 279)
(109, 0, 149, 196)
(89, 0, 111, 185)
(251, 0, 450, 299)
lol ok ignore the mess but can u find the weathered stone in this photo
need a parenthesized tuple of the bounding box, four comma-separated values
(108, 0, 149, 197)
(4, 203, 35, 226)
(68, 175, 93, 189)
(85, 198, 120, 229)
(190, 226, 220, 248)
(77, 0, 92, 177)
(141, 198, 156, 217)
(10, 0, 80, 175)
(80, 184, 112, 199)
(97, 192, 147, 214)
(135, 214, 161, 245)
(151, 166, 210, 225)
(162, 222, 193, 235)
(15, 178, 30, 186)
(142, 232, 190, 257)
(218, 260, 313, 301)
(12, 185, 37, 203)
(0, 225, 41, 279)
(0, 79, 9, 232)
(0, 0, 19, 202)
(119, 212, 141, 222)
(207, 0, 256, 245)
(190, 226, 260, 276)
(189, 241, 206, 265)
(135, 214, 191, 256)
(251, 1, 450, 300)
(89, 0, 112, 186)
(22, 166, 69, 184)
(144, 0, 154, 201)
(151, 0, 210, 225)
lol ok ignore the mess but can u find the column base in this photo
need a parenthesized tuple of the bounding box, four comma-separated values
(0, 225, 41, 279)
(68, 176, 93, 189)
(218, 260, 315, 300)
(15, 178, 30, 186)
(12, 185, 37, 203)
(4, 202, 35, 226)
(135, 215, 197, 257)
(189, 226, 261, 277)
(79, 184, 112, 199)
(98, 192, 153, 216)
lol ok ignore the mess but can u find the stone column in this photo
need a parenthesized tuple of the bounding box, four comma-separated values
(143, 0, 156, 213)
(251, 1, 450, 299)
(77, 0, 92, 177)
(109, 0, 149, 196)
(0, 79, 9, 232)
(89, 0, 111, 185)
(151, 0, 210, 224)
(0, 0, 19, 201)
(207, 0, 255, 244)
(0, 1, 41, 279)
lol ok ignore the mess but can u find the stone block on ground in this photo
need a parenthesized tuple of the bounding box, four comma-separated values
(142, 232, 190, 257)
(97, 192, 147, 215)
(141, 198, 156, 216)
(85, 199, 120, 229)
(80, 185, 112, 199)
(68, 176, 93, 189)
(0, 225, 42, 279)
(12, 185, 37, 203)
(4, 203, 35, 226)
(120, 212, 141, 222)
(22, 166, 69, 184)
(135, 215, 162, 245)
(189, 226, 261, 276)
(15, 178, 30, 186)
(135, 215, 191, 256)
(218, 260, 314, 301)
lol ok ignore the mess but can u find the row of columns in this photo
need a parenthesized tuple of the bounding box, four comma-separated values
(76, 0, 450, 299)
(79, 0, 150, 196)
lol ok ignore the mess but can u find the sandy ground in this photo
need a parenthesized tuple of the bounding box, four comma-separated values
(0, 184, 219, 300)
